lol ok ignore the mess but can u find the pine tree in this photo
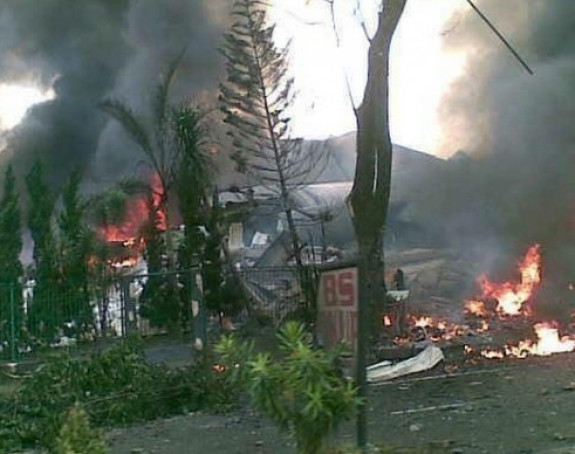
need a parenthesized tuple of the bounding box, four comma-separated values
(26, 161, 55, 263)
(25, 160, 60, 340)
(219, 0, 324, 272)
(58, 170, 93, 335)
(0, 165, 23, 353)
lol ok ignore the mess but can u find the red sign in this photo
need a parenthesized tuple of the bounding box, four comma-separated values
(317, 266, 358, 350)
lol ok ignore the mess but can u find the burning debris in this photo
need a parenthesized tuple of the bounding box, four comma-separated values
(464, 244, 575, 358)
(395, 244, 575, 361)
(98, 173, 167, 244)
(93, 172, 168, 270)
(504, 322, 575, 358)
(477, 244, 541, 316)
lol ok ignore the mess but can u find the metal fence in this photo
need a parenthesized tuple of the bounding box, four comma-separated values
(0, 266, 315, 362)
(0, 268, 204, 362)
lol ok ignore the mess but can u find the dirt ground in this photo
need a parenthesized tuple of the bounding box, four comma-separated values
(107, 352, 575, 454)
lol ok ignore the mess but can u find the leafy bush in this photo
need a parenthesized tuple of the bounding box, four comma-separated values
(53, 405, 108, 454)
(1, 337, 240, 452)
(216, 321, 360, 454)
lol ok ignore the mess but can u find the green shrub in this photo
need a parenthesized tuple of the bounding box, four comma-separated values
(216, 321, 360, 454)
(53, 405, 108, 454)
(1, 337, 240, 452)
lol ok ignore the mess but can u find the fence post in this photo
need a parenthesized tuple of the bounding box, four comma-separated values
(191, 269, 206, 350)
(121, 278, 130, 337)
(9, 284, 17, 362)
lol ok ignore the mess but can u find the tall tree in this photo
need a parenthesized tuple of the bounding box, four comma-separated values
(25, 160, 60, 340)
(100, 54, 185, 272)
(139, 193, 177, 331)
(172, 106, 211, 270)
(86, 187, 132, 335)
(172, 106, 223, 329)
(100, 56, 189, 335)
(58, 170, 93, 334)
(321, 1, 525, 449)
(219, 0, 324, 273)
(0, 165, 23, 354)
(322, 0, 407, 448)
(348, 3, 406, 448)
(26, 161, 55, 265)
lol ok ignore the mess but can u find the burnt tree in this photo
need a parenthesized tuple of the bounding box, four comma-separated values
(346, 1, 407, 448)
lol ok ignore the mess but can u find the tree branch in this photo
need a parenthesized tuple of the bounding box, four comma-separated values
(325, 0, 358, 113)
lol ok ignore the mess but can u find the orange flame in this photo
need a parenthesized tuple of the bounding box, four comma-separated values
(481, 349, 505, 359)
(151, 172, 167, 231)
(479, 244, 541, 316)
(480, 322, 575, 359)
(109, 257, 138, 269)
(464, 300, 487, 317)
(99, 172, 167, 244)
(506, 322, 575, 358)
(405, 244, 575, 361)
(100, 198, 148, 243)
(407, 315, 464, 343)
(413, 316, 433, 328)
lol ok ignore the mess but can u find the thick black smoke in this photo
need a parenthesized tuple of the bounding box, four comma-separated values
(0, 0, 131, 187)
(438, 1, 575, 282)
(89, 0, 230, 184)
(0, 0, 230, 190)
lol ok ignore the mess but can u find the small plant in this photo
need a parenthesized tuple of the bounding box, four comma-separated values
(216, 321, 360, 454)
(53, 405, 108, 454)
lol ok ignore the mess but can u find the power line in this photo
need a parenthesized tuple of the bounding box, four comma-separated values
(466, 0, 534, 75)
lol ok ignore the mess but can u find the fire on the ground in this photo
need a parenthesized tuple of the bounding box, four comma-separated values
(398, 244, 575, 359)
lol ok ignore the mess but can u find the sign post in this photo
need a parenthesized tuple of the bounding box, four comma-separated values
(316, 262, 358, 364)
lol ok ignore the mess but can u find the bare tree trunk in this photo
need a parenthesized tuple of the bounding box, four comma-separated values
(349, 1, 407, 449)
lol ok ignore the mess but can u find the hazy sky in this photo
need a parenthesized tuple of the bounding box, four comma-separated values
(0, 84, 54, 130)
(0, 0, 466, 156)
(270, 0, 467, 156)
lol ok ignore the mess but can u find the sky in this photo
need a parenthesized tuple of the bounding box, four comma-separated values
(0, 84, 54, 130)
(270, 0, 467, 156)
(0, 0, 466, 157)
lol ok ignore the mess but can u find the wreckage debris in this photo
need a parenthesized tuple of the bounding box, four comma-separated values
(385, 244, 575, 362)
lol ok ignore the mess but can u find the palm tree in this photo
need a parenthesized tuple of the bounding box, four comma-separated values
(100, 55, 214, 336)
(100, 53, 186, 269)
